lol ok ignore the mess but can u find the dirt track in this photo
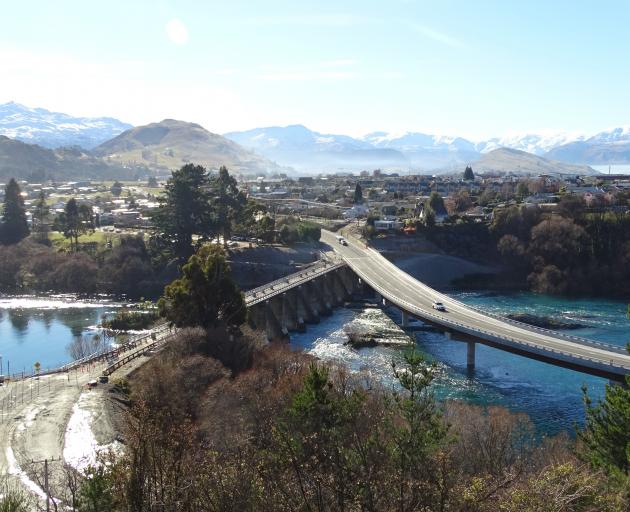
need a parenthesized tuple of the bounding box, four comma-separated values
(0, 332, 165, 507)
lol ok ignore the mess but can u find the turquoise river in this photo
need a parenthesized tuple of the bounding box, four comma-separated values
(0, 292, 628, 434)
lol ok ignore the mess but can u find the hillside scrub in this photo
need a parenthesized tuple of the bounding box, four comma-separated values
(30, 329, 626, 512)
(277, 215, 322, 244)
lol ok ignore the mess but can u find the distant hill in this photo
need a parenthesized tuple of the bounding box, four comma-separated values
(545, 126, 630, 164)
(95, 119, 282, 175)
(0, 102, 132, 149)
(472, 148, 598, 176)
(225, 124, 408, 171)
(0, 135, 147, 182)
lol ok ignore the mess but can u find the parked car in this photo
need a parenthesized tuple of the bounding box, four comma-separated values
(432, 301, 446, 311)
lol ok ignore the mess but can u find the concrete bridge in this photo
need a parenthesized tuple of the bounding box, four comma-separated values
(245, 258, 360, 339)
(245, 230, 630, 383)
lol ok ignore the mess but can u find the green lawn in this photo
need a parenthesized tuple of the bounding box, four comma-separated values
(49, 230, 114, 249)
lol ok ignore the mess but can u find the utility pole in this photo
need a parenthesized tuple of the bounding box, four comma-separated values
(31, 457, 60, 512)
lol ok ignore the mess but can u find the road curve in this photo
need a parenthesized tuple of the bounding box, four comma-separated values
(322, 229, 630, 380)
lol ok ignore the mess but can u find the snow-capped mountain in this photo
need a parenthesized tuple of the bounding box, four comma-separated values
(476, 132, 585, 156)
(224, 125, 407, 170)
(361, 131, 478, 169)
(546, 126, 630, 164)
(0, 102, 132, 149)
(586, 126, 630, 144)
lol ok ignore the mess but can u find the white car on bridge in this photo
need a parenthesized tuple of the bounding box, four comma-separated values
(432, 301, 446, 312)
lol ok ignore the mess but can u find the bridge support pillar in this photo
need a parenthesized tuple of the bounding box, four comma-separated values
(338, 267, 357, 298)
(401, 310, 409, 327)
(310, 279, 332, 316)
(265, 299, 286, 342)
(466, 341, 476, 371)
(282, 291, 299, 333)
(373, 289, 387, 307)
(297, 285, 318, 325)
(248, 303, 266, 330)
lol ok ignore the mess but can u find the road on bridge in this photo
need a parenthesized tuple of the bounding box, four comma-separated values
(322, 229, 630, 379)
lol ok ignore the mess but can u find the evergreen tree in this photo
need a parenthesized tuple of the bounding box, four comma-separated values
(32, 190, 50, 244)
(463, 165, 475, 181)
(151, 164, 215, 260)
(579, 346, 630, 478)
(110, 181, 123, 197)
(158, 244, 246, 328)
(353, 182, 364, 204)
(210, 166, 245, 246)
(56, 198, 93, 251)
(0, 178, 30, 245)
(426, 191, 446, 219)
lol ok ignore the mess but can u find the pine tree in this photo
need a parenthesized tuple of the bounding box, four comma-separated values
(55, 198, 93, 251)
(0, 178, 30, 245)
(463, 165, 475, 181)
(353, 182, 364, 204)
(211, 166, 245, 247)
(579, 347, 630, 478)
(151, 164, 215, 260)
(158, 244, 246, 328)
(32, 190, 50, 244)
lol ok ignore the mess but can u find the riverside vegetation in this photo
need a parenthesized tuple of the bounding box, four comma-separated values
(412, 191, 630, 297)
(0, 165, 320, 299)
(6, 243, 629, 512)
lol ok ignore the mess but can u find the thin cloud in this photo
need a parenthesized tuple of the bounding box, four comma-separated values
(320, 59, 359, 68)
(257, 70, 357, 81)
(407, 22, 464, 49)
(244, 14, 366, 27)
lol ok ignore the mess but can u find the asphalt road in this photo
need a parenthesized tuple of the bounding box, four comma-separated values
(322, 230, 630, 378)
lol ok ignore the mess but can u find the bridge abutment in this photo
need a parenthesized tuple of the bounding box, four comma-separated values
(401, 310, 409, 327)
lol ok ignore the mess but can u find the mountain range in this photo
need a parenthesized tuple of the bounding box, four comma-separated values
(0, 102, 132, 149)
(1, 101, 629, 178)
(224, 125, 612, 172)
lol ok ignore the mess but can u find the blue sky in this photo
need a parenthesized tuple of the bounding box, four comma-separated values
(1, 0, 629, 139)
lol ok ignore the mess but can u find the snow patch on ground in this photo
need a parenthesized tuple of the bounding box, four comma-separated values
(5, 445, 47, 499)
(63, 392, 121, 471)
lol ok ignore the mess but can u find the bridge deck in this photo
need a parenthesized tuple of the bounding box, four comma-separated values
(321, 230, 630, 380)
(245, 258, 346, 306)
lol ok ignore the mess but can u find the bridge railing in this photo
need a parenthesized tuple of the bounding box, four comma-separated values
(437, 296, 628, 355)
(245, 259, 346, 306)
(345, 259, 630, 372)
(30, 323, 172, 380)
(102, 330, 178, 376)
